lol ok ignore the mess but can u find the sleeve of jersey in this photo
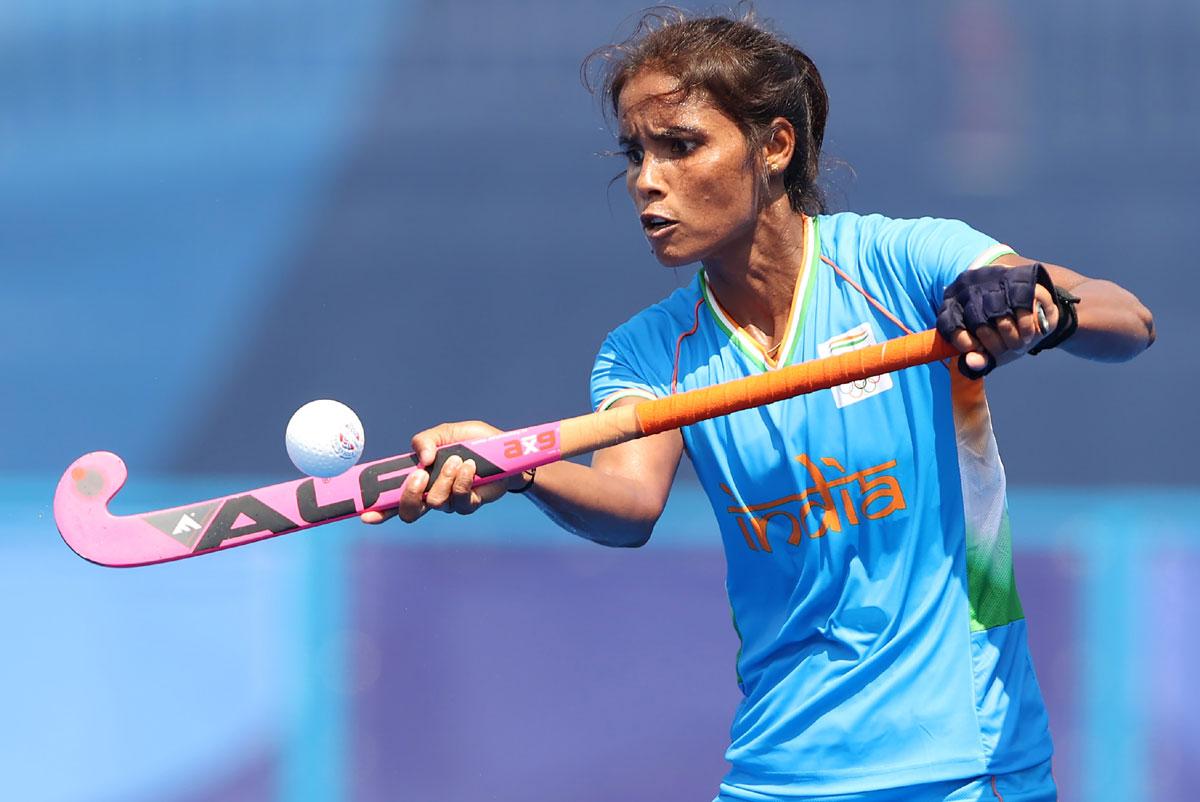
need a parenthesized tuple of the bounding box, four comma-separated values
(590, 327, 663, 412)
(870, 216, 1016, 324)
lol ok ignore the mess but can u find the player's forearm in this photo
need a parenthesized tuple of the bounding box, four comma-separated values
(515, 460, 664, 548)
(1044, 268, 1155, 361)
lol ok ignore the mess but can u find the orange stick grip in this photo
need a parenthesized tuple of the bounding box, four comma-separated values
(634, 329, 956, 436)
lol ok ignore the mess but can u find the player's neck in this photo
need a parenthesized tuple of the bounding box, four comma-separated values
(702, 204, 807, 346)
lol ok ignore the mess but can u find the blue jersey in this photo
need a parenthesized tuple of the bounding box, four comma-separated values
(590, 213, 1052, 797)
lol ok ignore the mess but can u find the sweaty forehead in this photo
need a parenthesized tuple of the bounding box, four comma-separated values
(616, 70, 716, 136)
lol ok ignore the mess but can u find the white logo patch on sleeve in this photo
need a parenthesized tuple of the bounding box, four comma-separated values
(817, 323, 895, 409)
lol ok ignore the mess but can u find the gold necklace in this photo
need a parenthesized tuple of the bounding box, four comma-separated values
(764, 338, 784, 357)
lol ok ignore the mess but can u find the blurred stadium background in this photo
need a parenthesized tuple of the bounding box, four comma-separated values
(2, 1, 1197, 800)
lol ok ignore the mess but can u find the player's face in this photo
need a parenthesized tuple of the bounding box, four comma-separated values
(617, 70, 759, 268)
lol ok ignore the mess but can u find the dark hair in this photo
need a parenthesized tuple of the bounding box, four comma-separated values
(583, 7, 829, 215)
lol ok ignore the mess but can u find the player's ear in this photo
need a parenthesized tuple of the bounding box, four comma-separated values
(761, 117, 796, 176)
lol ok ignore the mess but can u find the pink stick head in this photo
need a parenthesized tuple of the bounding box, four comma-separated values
(53, 451, 179, 566)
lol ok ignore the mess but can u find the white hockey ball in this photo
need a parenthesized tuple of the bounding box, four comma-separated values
(285, 399, 365, 478)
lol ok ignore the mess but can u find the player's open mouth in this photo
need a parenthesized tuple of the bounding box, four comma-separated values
(641, 213, 678, 238)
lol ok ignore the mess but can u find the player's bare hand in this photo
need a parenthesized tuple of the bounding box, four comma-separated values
(359, 420, 512, 525)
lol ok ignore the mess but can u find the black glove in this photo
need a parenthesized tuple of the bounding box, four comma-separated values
(936, 263, 1078, 379)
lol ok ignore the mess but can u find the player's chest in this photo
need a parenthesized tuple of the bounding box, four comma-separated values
(676, 302, 940, 533)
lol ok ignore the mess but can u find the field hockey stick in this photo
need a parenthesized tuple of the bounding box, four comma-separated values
(54, 329, 955, 567)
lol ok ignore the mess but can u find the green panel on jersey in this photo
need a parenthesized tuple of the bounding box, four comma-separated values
(966, 510, 1025, 632)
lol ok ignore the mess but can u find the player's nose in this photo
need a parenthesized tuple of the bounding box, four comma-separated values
(634, 156, 667, 200)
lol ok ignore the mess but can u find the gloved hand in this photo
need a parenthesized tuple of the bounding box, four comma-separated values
(936, 262, 1076, 379)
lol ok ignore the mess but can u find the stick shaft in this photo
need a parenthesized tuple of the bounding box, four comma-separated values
(557, 328, 954, 455)
(636, 328, 953, 436)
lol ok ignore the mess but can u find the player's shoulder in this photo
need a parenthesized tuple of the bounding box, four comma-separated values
(603, 276, 704, 350)
(818, 211, 978, 248)
(592, 278, 702, 402)
(818, 210, 999, 275)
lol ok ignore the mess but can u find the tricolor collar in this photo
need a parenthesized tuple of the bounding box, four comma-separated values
(699, 215, 820, 371)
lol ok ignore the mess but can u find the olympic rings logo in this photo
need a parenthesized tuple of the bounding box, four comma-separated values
(840, 374, 881, 399)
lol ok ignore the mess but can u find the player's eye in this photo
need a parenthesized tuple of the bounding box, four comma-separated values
(668, 138, 696, 157)
(622, 147, 644, 167)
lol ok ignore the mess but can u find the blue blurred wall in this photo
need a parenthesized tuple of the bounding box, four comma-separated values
(2, 2, 1198, 802)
